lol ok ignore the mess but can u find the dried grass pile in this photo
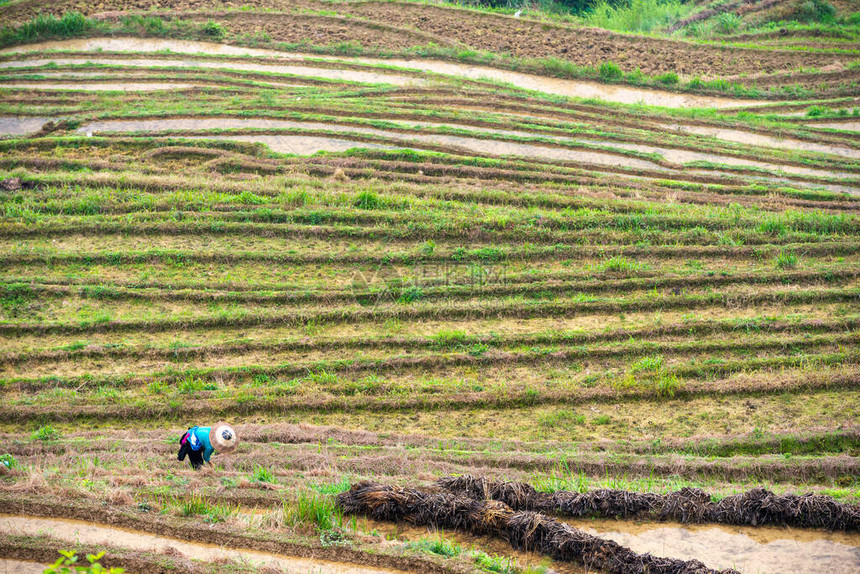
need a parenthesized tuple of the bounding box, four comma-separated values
(337, 481, 739, 574)
(439, 475, 860, 531)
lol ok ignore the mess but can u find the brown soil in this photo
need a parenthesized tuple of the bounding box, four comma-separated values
(1, 1, 853, 79)
(337, 2, 851, 76)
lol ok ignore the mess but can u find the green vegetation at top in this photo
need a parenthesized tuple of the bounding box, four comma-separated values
(586, 0, 691, 33)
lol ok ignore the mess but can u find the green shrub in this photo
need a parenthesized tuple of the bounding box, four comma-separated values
(0, 453, 16, 468)
(795, 0, 836, 23)
(45, 550, 124, 574)
(599, 61, 623, 81)
(585, 0, 690, 33)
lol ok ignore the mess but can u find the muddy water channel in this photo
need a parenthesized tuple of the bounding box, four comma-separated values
(569, 518, 860, 574)
(0, 514, 402, 574)
(0, 57, 425, 87)
(0, 116, 50, 136)
(362, 515, 860, 574)
(0, 559, 44, 574)
(809, 121, 860, 132)
(74, 117, 664, 170)
(1, 82, 198, 91)
(661, 123, 860, 160)
(1, 38, 766, 109)
(74, 117, 859, 184)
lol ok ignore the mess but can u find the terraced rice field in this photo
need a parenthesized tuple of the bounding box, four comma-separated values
(0, 0, 858, 573)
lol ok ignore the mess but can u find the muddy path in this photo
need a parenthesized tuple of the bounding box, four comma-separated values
(0, 514, 404, 574)
(0, 38, 771, 108)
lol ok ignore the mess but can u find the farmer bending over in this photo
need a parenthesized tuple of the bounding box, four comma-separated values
(177, 422, 238, 469)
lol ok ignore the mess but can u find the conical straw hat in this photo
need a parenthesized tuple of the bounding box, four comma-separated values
(209, 422, 238, 453)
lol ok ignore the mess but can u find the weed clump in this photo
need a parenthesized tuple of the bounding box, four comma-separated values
(598, 61, 623, 81)
(32, 425, 61, 441)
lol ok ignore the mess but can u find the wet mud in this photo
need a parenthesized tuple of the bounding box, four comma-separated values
(0, 116, 51, 136)
(809, 121, 860, 132)
(1, 38, 769, 108)
(0, 514, 401, 574)
(0, 82, 198, 91)
(0, 57, 425, 87)
(0, 558, 44, 574)
(662, 123, 860, 160)
(571, 518, 860, 574)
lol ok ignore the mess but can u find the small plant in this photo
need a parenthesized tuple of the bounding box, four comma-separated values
(45, 550, 124, 574)
(806, 105, 826, 117)
(354, 190, 380, 209)
(655, 71, 679, 86)
(629, 354, 664, 373)
(715, 12, 741, 34)
(471, 550, 516, 574)
(178, 375, 217, 395)
(251, 465, 278, 483)
(398, 285, 423, 303)
(651, 372, 680, 398)
(32, 425, 60, 441)
(795, 0, 836, 23)
(538, 410, 586, 428)
(775, 251, 799, 270)
(599, 256, 639, 273)
(178, 493, 209, 516)
(0, 453, 16, 468)
(407, 535, 462, 558)
(284, 491, 342, 531)
(201, 20, 224, 38)
(599, 61, 622, 81)
(430, 329, 469, 349)
(419, 239, 436, 256)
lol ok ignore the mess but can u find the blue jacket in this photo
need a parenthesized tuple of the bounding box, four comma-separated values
(190, 426, 215, 462)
